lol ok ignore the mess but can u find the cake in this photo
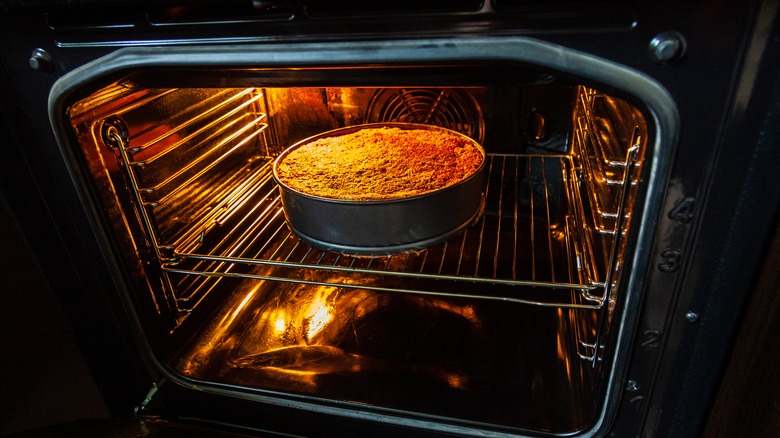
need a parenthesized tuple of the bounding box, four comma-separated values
(275, 126, 484, 201)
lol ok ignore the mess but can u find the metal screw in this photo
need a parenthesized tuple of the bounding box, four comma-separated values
(626, 380, 640, 392)
(29, 48, 54, 72)
(685, 311, 699, 322)
(648, 32, 686, 63)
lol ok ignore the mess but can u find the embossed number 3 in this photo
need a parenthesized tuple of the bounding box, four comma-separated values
(658, 249, 682, 273)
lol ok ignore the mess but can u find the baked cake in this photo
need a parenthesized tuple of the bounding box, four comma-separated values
(275, 126, 484, 201)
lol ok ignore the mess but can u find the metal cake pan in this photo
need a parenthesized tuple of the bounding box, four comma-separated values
(272, 123, 487, 255)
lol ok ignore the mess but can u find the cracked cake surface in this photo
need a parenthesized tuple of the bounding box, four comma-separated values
(275, 127, 483, 201)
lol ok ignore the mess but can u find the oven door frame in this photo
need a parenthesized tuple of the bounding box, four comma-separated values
(46, 36, 678, 438)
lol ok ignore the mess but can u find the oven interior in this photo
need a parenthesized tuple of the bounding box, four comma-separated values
(63, 69, 649, 435)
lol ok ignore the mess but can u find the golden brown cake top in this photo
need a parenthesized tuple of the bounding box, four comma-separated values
(275, 127, 484, 201)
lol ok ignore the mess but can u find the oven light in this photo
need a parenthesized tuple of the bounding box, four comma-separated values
(274, 313, 287, 333)
(443, 372, 468, 390)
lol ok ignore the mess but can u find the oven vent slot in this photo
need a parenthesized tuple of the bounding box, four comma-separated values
(303, 0, 484, 18)
(47, 2, 297, 31)
(46, 6, 140, 30)
(147, 2, 297, 26)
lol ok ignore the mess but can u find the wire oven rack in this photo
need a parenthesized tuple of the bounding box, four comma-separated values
(162, 154, 602, 305)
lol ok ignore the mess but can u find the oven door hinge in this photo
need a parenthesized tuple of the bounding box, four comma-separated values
(134, 379, 166, 417)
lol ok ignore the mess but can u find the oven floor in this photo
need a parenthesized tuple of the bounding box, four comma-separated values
(173, 274, 602, 434)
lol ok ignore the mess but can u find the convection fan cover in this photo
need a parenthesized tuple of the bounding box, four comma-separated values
(364, 88, 485, 143)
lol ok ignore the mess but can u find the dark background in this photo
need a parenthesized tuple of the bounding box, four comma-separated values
(0, 194, 109, 435)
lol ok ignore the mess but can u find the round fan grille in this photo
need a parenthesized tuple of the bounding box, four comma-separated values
(364, 88, 485, 143)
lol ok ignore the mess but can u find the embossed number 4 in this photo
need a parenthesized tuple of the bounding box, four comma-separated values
(669, 197, 696, 224)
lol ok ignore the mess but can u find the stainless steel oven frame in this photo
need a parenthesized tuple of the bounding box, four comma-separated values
(1, 0, 779, 436)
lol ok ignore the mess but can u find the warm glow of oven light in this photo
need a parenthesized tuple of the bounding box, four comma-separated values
(208, 286, 260, 343)
(304, 288, 333, 343)
(274, 313, 287, 333)
(556, 308, 568, 360)
(426, 301, 481, 327)
(262, 367, 319, 389)
(231, 288, 258, 322)
(443, 372, 468, 390)
(266, 367, 320, 377)
(557, 308, 576, 382)
(556, 335, 566, 362)
(306, 305, 333, 339)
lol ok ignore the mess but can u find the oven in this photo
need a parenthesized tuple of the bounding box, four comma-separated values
(1, 1, 779, 437)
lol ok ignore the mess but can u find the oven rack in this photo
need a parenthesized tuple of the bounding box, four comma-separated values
(575, 88, 645, 235)
(97, 87, 637, 318)
(156, 154, 611, 314)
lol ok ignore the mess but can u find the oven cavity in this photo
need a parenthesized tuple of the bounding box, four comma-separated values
(66, 81, 647, 434)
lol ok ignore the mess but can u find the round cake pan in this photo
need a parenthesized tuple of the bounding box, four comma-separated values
(272, 123, 487, 255)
